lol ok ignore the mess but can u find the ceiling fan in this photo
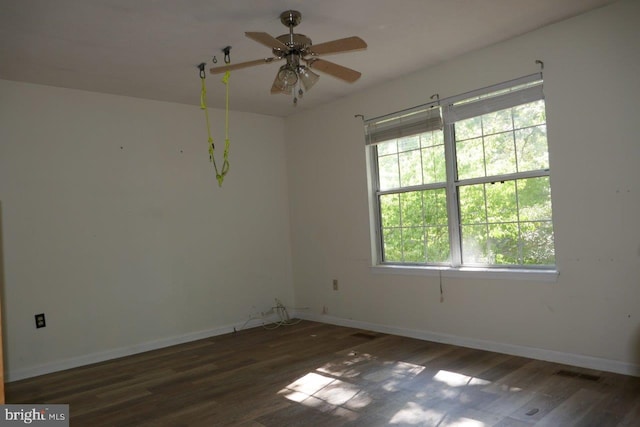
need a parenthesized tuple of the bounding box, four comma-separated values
(210, 10, 367, 103)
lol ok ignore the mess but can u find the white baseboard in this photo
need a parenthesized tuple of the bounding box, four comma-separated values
(8, 313, 638, 382)
(293, 311, 640, 378)
(6, 317, 272, 382)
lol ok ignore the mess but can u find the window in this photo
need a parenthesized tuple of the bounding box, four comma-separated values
(366, 74, 555, 271)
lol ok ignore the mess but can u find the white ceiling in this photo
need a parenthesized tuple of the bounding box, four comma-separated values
(0, 0, 616, 117)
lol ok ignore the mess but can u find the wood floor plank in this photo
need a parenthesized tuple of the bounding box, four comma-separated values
(5, 320, 640, 426)
(617, 396, 640, 427)
(494, 416, 535, 427)
(532, 387, 606, 426)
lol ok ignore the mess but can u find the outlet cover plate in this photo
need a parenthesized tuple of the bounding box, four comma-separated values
(35, 313, 46, 328)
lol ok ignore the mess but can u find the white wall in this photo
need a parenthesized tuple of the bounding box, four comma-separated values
(0, 80, 293, 380)
(286, 0, 640, 375)
(1, 0, 638, 383)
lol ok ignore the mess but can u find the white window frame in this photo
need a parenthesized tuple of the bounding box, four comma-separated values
(365, 73, 558, 281)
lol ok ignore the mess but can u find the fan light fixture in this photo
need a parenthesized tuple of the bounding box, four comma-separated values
(298, 66, 320, 91)
(274, 64, 298, 94)
(274, 63, 320, 102)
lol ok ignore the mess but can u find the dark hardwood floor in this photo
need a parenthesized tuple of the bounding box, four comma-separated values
(6, 320, 640, 426)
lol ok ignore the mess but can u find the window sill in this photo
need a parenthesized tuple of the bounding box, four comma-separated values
(370, 264, 559, 282)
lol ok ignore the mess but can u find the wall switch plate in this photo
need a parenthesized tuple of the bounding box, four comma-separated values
(35, 313, 46, 328)
(332, 279, 338, 291)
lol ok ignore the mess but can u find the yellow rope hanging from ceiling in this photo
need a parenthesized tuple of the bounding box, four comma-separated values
(200, 68, 231, 187)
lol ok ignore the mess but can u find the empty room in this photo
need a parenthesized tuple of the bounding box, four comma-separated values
(0, 0, 639, 425)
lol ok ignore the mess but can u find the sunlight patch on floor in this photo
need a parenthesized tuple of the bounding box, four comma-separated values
(442, 417, 487, 427)
(433, 370, 491, 387)
(314, 378, 361, 406)
(278, 371, 370, 419)
(364, 360, 426, 383)
(276, 358, 509, 424)
(390, 402, 488, 426)
(389, 402, 445, 425)
(281, 372, 334, 397)
(317, 353, 374, 378)
(362, 360, 426, 392)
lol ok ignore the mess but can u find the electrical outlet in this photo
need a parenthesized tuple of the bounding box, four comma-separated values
(332, 279, 338, 291)
(35, 313, 46, 328)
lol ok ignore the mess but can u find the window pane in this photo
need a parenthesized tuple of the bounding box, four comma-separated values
(461, 224, 489, 264)
(485, 132, 517, 176)
(383, 228, 402, 261)
(458, 178, 554, 266)
(380, 194, 400, 227)
(424, 189, 448, 225)
(398, 135, 420, 152)
(486, 181, 517, 223)
(516, 125, 548, 172)
(513, 100, 545, 129)
(455, 116, 482, 141)
(456, 137, 484, 180)
(381, 189, 449, 263)
(521, 221, 555, 264)
(377, 140, 397, 156)
(421, 129, 444, 147)
(398, 150, 422, 187)
(427, 226, 450, 262)
(402, 226, 426, 262)
(489, 223, 519, 264)
(459, 184, 486, 225)
(517, 177, 552, 221)
(482, 108, 512, 135)
(400, 191, 423, 226)
(422, 145, 446, 183)
(378, 155, 399, 190)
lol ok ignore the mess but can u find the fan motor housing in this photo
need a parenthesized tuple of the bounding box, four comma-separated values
(273, 34, 312, 58)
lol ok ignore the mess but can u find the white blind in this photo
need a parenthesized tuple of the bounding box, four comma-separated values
(444, 74, 544, 124)
(364, 73, 542, 144)
(365, 106, 442, 146)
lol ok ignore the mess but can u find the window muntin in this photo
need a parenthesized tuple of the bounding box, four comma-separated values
(379, 187, 450, 264)
(377, 131, 446, 191)
(368, 75, 555, 270)
(458, 177, 554, 266)
(455, 100, 548, 181)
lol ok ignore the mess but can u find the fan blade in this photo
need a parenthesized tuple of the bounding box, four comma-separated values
(210, 57, 278, 74)
(308, 36, 367, 56)
(307, 58, 362, 83)
(245, 32, 289, 50)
